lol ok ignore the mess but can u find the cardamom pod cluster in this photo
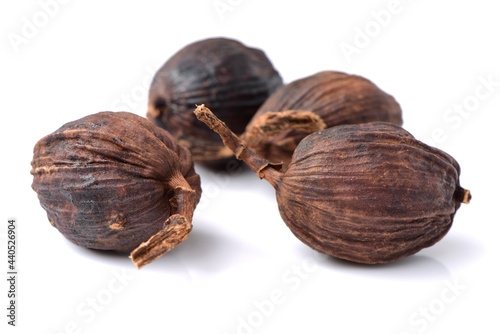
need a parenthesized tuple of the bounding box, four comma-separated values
(30, 35, 471, 268)
(31, 112, 202, 268)
(147, 37, 283, 168)
(195, 105, 470, 264)
(244, 71, 403, 169)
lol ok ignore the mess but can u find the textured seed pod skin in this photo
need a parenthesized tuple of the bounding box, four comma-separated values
(194, 106, 470, 264)
(277, 122, 468, 263)
(243, 110, 326, 170)
(147, 37, 283, 166)
(245, 71, 403, 167)
(31, 112, 201, 267)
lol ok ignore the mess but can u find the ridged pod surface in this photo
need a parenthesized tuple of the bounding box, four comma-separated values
(277, 122, 469, 263)
(195, 105, 470, 264)
(147, 37, 283, 167)
(31, 112, 202, 268)
(245, 71, 403, 168)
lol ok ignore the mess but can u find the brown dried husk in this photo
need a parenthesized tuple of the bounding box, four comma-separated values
(147, 37, 283, 167)
(243, 110, 326, 169)
(245, 71, 403, 168)
(277, 122, 469, 263)
(194, 105, 470, 264)
(31, 112, 201, 268)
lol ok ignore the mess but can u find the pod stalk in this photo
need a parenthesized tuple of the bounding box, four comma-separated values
(194, 105, 282, 188)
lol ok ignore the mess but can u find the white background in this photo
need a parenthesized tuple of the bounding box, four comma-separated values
(1, 0, 499, 333)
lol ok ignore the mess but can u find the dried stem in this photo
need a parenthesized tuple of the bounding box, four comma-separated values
(455, 186, 472, 204)
(130, 215, 192, 269)
(243, 110, 326, 170)
(130, 173, 197, 269)
(246, 110, 325, 136)
(194, 104, 282, 188)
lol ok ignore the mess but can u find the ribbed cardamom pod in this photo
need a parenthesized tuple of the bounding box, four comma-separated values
(147, 37, 283, 169)
(244, 71, 403, 169)
(195, 105, 470, 264)
(31, 112, 202, 268)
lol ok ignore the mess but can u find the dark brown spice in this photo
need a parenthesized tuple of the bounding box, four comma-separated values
(244, 71, 403, 169)
(147, 37, 283, 168)
(31, 112, 202, 269)
(195, 105, 470, 264)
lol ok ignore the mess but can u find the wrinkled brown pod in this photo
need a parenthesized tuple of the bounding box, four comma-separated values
(195, 105, 470, 264)
(147, 37, 283, 168)
(31, 112, 202, 269)
(244, 71, 403, 169)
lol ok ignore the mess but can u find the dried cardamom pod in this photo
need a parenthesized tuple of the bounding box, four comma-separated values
(31, 112, 202, 269)
(195, 105, 470, 264)
(147, 37, 283, 168)
(244, 71, 403, 169)
(243, 109, 327, 168)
